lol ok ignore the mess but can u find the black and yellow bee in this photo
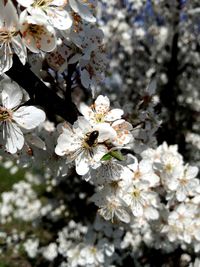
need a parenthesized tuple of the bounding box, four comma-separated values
(85, 130, 99, 147)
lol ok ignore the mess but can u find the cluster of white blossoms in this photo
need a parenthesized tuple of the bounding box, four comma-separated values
(0, 0, 106, 90)
(0, 181, 42, 223)
(0, 80, 199, 265)
(0, 1, 199, 266)
(55, 95, 133, 175)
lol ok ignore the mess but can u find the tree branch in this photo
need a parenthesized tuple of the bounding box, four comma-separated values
(6, 55, 79, 124)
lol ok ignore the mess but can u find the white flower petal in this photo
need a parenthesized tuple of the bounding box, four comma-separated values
(4, 122, 24, 154)
(73, 116, 92, 135)
(144, 206, 159, 220)
(142, 173, 160, 187)
(0, 0, 19, 28)
(75, 152, 89, 175)
(95, 95, 110, 114)
(52, 0, 68, 6)
(0, 44, 13, 74)
(112, 120, 133, 145)
(21, 18, 56, 53)
(93, 145, 108, 162)
(185, 166, 199, 179)
(168, 179, 179, 191)
(16, 0, 33, 8)
(115, 207, 130, 223)
(99, 207, 112, 221)
(1, 79, 23, 109)
(105, 109, 124, 121)
(69, 0, 96, 22)
(39, 26, 57, 52)
(176, 188, 187, 202)
(95, 123, 117, 142)
(47, 8, 72, 30)
(13, 106, 46, 129)
(131, 201, 143, 217)
(80, 68, 91, 89)
(139, 159, 152, 173)
(79, 103, 94, 121)
(12, 35, 27, 65)
(55, 130, 81, 156)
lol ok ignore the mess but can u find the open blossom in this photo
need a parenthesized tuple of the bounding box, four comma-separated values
(0, 79, 46, 154)
(92, 188, 130, 223)
(123, 180, 158, 217)
(79, 95, 124, 125)
(20, 11, 56, 53)
(81, 95, 133, 146)
(127, 157, 160, 187)
(164, 203, 196, 243)
(80, 95, 133, 147)
(0, 0, 27, 74)
(167, 164, 199, 201)
(111, 119, 133, 146)
(24, 239, 39, 258)
(55, 117, 116, 175)
(17, 0, 72, 30)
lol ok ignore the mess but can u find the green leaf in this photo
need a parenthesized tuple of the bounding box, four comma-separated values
(101, 151, 125, 161)
(101, 153, 112, 161)
(110, 150, 125, 161)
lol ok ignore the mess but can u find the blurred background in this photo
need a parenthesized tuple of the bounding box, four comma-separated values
(97, 0, 200, 166)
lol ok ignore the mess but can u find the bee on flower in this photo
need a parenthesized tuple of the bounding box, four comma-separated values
(55, 116, 116, 175)
(79, 95, 133, 146)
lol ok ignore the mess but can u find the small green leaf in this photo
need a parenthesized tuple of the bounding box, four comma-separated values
(110, 150, 125, 161)
(101, 151, 125, 161)
(101, 153, 112, 161)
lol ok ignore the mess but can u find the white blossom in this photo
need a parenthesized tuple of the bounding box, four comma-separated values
(42, 243, 58, 261)
(80, 95, 123, 124)
(168, 164, 199, 201)
(17, 0, 72, 30)
(0, 79, 46, 154)
(55, 117, 116, 175)
(0, 0, 27, 74)
(24, 239, 39, 258)
(20, 11, 57, 53)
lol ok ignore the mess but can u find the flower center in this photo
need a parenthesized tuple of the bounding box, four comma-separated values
(32, 0, 52, 8)
(180, 178, 187, 186)
(22, 24, 47, 49)
(134, 170, 141, 179)
(95, 113, 105, 123)
(0, 29, 18, 44)
(109, 180, 120, 192)
(0, 108, 12, 122)
(164, 163, 173, 173)
(90, 246, 97, 254)
(28, 24, 45, 35)
(132, 189, 140, 198)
